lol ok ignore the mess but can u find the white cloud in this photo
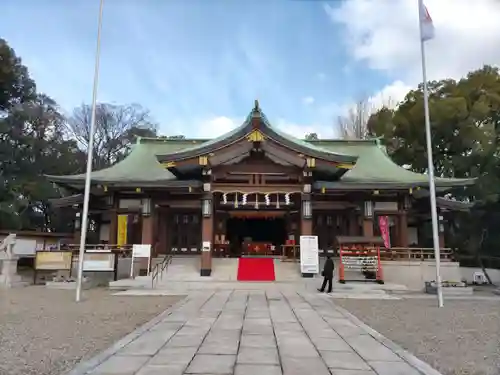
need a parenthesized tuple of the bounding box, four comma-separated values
(302, 96, 315, 105)
(326, 0, 500, 103)
(367, 80, 412, 109)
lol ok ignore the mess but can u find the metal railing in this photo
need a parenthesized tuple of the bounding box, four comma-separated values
(379, 247, 454, 261)
(151, 254, 173, 288)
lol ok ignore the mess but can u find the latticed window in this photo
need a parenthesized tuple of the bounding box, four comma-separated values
(169, 210, 201, 252)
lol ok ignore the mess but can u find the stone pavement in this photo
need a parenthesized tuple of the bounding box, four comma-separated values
(70, 290, 442, 375)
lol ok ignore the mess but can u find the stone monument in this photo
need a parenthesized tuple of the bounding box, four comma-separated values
(0, 234, 27, 288)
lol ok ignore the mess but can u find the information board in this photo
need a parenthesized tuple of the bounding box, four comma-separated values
(13, 238, 37, 256)
(83, 252, 115, 272)
(130, 244, 152, 278)
(133, 244, 151, 258)
(299, 235, 319, 274)
(35, 251, 72, 271)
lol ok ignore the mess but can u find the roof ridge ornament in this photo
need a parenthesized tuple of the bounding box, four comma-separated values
(251, 99, 261, 128)
(252, 99, 261, 119)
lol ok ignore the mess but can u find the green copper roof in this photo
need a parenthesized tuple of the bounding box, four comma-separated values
(309, 139, 475, 189)
(46, 104, 475, 190)
(45, 141, 201, 188)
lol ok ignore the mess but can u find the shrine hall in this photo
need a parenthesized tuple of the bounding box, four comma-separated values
(47, 101, 474, 277)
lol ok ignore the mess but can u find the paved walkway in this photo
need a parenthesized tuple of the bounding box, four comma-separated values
(71, 290, 441, 375)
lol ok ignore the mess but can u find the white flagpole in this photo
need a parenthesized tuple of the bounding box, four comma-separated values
(418, 0, 443, 307)
(76, 0, 105, 302)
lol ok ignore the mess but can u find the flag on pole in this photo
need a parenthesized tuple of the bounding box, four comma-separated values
(418, 0, 435, 41)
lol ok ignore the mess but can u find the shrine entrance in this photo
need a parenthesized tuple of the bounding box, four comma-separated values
(226, 211, 287, 257)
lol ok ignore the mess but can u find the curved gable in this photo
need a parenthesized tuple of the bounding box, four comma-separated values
(155, 102, 358, 166)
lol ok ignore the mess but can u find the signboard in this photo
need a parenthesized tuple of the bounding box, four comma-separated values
(130, 244, 152, 278)
(35, 251, 72, 271)
(299, 235, 319, 274)
(13, 238, 37, 256)
(378, 216, 391, 249)
(133, 244, 151, 258)
(83, 252, 115, 272)
(117, 215, 128, 246)
(202, 241, 211, 252)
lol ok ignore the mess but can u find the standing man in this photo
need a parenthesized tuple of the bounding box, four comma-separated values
(318, 254, 334, 293)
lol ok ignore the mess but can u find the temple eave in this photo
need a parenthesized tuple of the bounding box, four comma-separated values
(315, 178, 476, 192)
(46, 175, 202, 189)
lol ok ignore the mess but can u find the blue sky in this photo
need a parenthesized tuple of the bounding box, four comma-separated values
(3, 0, 493, 138)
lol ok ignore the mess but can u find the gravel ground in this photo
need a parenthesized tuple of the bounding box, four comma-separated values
(335, 298, 500, 375)
(0, 287, 184, 375)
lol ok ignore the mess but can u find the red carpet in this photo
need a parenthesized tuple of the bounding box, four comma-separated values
(237, 257, 275, 282)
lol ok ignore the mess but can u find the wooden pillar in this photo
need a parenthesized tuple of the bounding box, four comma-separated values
(74, 213, 81, 242)
(438, 212, 445, 248)
(301, 193, 315, 278)
(200, 194, 213, 276)
(439, 233, 445, 248)
(109, 209, 118, 244)
(399, 212, 409, 247)
(108, 194, 118, 244)
(140, 215, 154, 271)
(300, 193, 313, 235)
(141, 216, 154, 245)
(362, 201, 374, 237)
(349, 211, 358, 235)
(362, 218, 374, 237)
(73, 207, 82, 243)
(157, 207, 167, 255)
(301, 218, 313, 236)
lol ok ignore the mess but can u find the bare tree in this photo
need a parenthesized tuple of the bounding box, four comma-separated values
(337, 100, 372, 140)
(338, 97, 395, 140)
(66, 103, 158, 169)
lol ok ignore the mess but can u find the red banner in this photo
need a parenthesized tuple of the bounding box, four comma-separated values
(378, 216, 391, 249)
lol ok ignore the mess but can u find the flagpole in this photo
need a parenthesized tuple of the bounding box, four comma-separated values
(76, 0, 105, 302)
(418, 0, 443, 307)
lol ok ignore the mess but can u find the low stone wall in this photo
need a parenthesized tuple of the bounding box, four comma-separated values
(424, 281, 473, 295)
(381, 260, 462, 290)
(460, 267, 500, 284)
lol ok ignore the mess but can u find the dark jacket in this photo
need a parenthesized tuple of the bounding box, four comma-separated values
(323, 258, 334, 278)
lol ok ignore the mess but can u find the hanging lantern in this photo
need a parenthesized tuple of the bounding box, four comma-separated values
(141, 198, 151, 216)
(404, 195, 411, 209)
(74, 211, 81, 230)
(302, 199, 312, 219)
(364, 201, 373, 218)
(202, 198, 212, 217)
